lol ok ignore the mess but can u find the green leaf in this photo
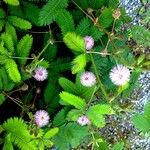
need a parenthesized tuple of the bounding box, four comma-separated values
(59, 91, 86, 110)
(44, 128, 59, 139)
(87, 113, 105, 128)
(53, 123, 88, 150)
(0, 93, 5, 105)
(0, 68, 15, 91)
(63, 32, 85, 53)
(72, 54, 87, 74)
(87, 104, 114, 115)
(76, 17, 91, 36)
(0, 44, 9, 56)
(0, 8, 6, 18)
(131, 25, 150, 47)
(2, 117, 36, 150)
(112, 142, 124, 150)
(0, 20, 5, 32)
(88, 0, 105, 9)
(53, 107, 70, 126)
(3, 0, 19, 6)
(8, 16, 32, 30)
(132, 114, 150, 132)
(99, 8, 114, 28)
(73, 0, 89, 9)
(59, 77, 77, 94)
(38, 0, 69, 25)
(144, 101, 150, 118)
(55, 9, 75, 35)
(2, 134, 14, 150)
(5, 23, 17, 43)
(67, 109, 83, 121)
(23, 2, 40, 26)
(5, 59, 21, 82)
(86, 104, 113, 127)
(1, 33, 15, 53)
(16, 34, 33, 65)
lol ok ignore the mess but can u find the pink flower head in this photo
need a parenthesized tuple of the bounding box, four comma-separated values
(84, 36, 94, 50)
(33, 67, 48, 81)
(109, 64, 130, 86)
(77, 115, 90, 126)
(34, 110, 50, 127)
(80, 71, 96, 87)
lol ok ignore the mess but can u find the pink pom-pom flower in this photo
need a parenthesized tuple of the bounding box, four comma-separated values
(84, 36, 94, 50)
(34, 110, 50, 127)
(80, 71, 96, 87)
(109, 64, 130, 86)
(77, 115, 90, 126)
(33, 67, 48, 81)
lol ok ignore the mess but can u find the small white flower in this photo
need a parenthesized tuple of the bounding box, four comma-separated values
(80, 71, 96, 87)
(84, 36, 94, 50)
(33, 67, 48, 81)
(34, 110, 50, 127)
(109, 64, 130, 86)
(77, 115, 90, 126)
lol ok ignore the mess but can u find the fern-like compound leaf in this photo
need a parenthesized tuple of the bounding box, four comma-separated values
(55, 9, 75, 35)
(72, 54, 87, 74)
(5, 23, 17, 43)
(1, 33, 15, 53)
(3, 0, 19, 6)
(63, 32, 85, 53)
(8, 16, 32, 30)
(2, 117, 36, 150)
(39, 0, 69, 25)
(16, 34, 33, 65)
(5, 59, 21, 82)
(59, 91, 86, 110)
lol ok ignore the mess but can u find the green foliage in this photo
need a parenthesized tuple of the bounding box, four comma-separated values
(3, 134, 14, 150)
(88, 0, 105, 9)
(99, 8, 114, 28)
(0, 8, 6, 18)
(1, 33, 15, 53)
(55, 10, 75, 35)
(5, 59, 21, 82)
(5, 23, 17, 43)
(112, 142, 124, 150)
(39, 0, 69, 25)
(59, 73, 96, 101)
(63, 32, 85, 53)
(16, 34, 33, 65)
(0, 0, 147, 149)
(53, 107, 70, 126)
(0, 93, 5, 105)
(3, 0, 19, 6)
(0, 67, 15, 91)
(67, 109, 83, 121)
(43, 128, 59, 139)
(132, 101, 150, 133)
(53, 123, 88, 150)
(8, 16, 32, 30)
(72, 54, 87, 74)
(60, 91, 86, 110)
(87, 104, 114, 127)
(131, 25, 150, 47)
(59, 77, 77, 94)
(2, 117, 36, 150)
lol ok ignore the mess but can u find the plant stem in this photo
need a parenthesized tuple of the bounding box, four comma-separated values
(87, 86, 97, 107)
(11, 56, 34, 60)
(86, 51, 111, 56)
(35, 41, 51, 60)
(3, 92, 23, 108)
(90, 54, 109, 100)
